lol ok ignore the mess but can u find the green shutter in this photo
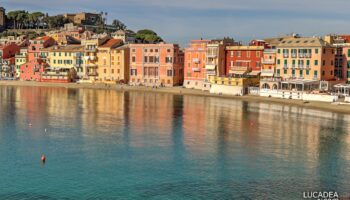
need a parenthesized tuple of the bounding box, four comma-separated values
(277, 59, 280, 64)
(284, 60, 287, 64)
(292, 60, 295, 64)
(348, 71, 350, 78)
(315, 60, 318, 66)
(347, 61, 350, 68)
(348, 50, 350, 57)
(306, 60, 310, 65)
(284, 69, 287, 74)
(300, 70, 303, 75)
(315, 49, 318, 54)
(277, 69, 280, 75)
(292, 69, 295, 75)
(278, 49, 280, 54)
(314, 71, 318, 76)
(306, 70, 309, 75)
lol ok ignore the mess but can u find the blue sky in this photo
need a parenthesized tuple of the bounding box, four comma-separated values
(3, 0, 350, 46)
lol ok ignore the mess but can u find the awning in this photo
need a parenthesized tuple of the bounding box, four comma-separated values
(261, 72, 274, 77)
(247, 71, 261, 76)
(229, 70, 246, 75)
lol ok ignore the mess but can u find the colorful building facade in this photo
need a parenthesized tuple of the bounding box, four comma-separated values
(129, 43, 184, 87)
(261, 49, 276, 77)
(96, 39, 124, 82)
(225, 45, 264, 76)
(184, 39, 211, 90)
(15, 47, 28, 78)
(275, 37, 335, 81)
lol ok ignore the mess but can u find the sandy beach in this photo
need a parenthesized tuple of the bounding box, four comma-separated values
(1, 80, 350, 114)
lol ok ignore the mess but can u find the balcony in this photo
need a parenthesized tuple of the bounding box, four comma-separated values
(192, 58, 200, 64)
(87, 72, 98, 76)
(283, 65, 288, 69)
(85, 48, 97, 53)
(262, 59, 275, 64)
(43, 71, 68, 76)
(206, 53, 217, 58)
(192, 67, 200, 72)
(305, 53, 311, 58)
(231, 66, 250, 71)
(86, 63, 97, 68)
(298, 65, 304, 69)
(205, 64, 216, 70)
(291, 53, 297, 58)
(283, 54, 289, 58)
(305, 65, 310, 70)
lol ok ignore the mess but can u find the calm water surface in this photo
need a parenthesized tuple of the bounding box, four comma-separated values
(0, 86, 349, 199)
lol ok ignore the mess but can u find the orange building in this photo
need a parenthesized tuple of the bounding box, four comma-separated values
(183, 39, 211, 90)
(275, 36, 335, 81)
(129, 43, 184, 87)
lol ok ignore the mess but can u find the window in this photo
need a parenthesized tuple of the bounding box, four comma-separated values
(315, 49, 318, 54)
(292, 69, 295, 75)
(323, 49, 326, 54)
(314, 70, 318, 77)
(323, 60, 325, 66)
(331, 60, 333, 66)
(230, 51, 233, 57)
(104, 69, 107, 73)
(237, 51, 241, 57)
(277, 49, 280, 54)
(132, 48, 136, 53)
(132, 56, 136, 62)
(315, 60, 318, 66)
(277, 69, 280, 75)
(131, 69, 137, 76)
(167, 70, 173, 76)
(112, 69, 114, 73)
(144, 56, 148, 63)
(166, 57, 173, 63)
(306, 60, 310, 66)
(299, 70, 303, 77)
(306, 70, 309, 75)
(277, 59, 280, 64)
(246, 51, 250, 58)
(256, 51, 260, 57)
(330, 70, 333, 75)
(149, 56, 154, 63)
(284, 69, 287, 74)
(167, 49, 171, 53)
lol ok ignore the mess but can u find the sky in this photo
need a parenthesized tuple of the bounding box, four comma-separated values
(3, 0, 350, 46)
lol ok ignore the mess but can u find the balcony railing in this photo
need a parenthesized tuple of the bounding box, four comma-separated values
(192, 58, 200, 64)
(262, 59, 275, 64)
(283, 65, 288, 69)
(192, 67, 200, 72)
(231, 66, 250, 71)
(298, 65, 304, 69)
(291, 53, 297, 58)
(305, 65, 310, 69)
(283, 54, 289, 58)
(205, 64, 216, 70)
(85, 48, 97, 52)
(87, 72, 98, 76)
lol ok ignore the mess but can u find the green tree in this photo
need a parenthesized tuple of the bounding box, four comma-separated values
(112, 19, 126, 30)
(135, 29, 163, 44)
(29, 12, 44, 29)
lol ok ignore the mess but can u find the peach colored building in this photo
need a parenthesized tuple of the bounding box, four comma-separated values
(184, 39, 211, 90)
(261, 49, 276, 77)
(96, 39, 124, 82)
(275, 37, 335, 81)
(129, 43, 184, 87)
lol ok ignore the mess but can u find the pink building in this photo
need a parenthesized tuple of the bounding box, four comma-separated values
(28, 36, 56, 63)
(183, 39, 211, 90)
(0, 43, 20, 78)
(129, 43, 184, 87)
(19, 58, 48, 81)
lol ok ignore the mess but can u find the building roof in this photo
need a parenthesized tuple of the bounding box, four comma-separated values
(226, 45, 264, 50)
(33, 36, 52, 42)
(99, 39, 123, 48)
(276, 37, 331, 47)
(43, 45, 84, 52)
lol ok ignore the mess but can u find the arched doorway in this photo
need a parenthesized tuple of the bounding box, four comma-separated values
(262, 83, 270, 89)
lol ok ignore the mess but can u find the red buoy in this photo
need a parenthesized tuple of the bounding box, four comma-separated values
(41, 154, 46, 163)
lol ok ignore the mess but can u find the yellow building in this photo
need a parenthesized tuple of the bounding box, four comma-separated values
(43, 45, 84, 81)
(96, 39, 124, 83)
(261, 49, 276, 77)
(209, 76, 259, 95)
(81, 36, 110, 81)
(15, 47, 28, 78)
(276, 36, 335, 81)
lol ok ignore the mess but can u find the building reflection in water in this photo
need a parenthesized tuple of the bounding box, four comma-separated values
(0, 86, 350, 192)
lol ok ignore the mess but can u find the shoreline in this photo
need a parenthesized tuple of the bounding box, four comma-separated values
(1, 80, 350, 114)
